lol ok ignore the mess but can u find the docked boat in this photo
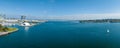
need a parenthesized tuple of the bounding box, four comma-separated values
(20, 22, 32, 27)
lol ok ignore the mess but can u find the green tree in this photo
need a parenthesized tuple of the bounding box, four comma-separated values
(3, 27, 9, 32)
(0, 24, 3, 31)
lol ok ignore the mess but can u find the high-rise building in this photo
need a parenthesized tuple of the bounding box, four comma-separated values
(21, 16, 26, 20)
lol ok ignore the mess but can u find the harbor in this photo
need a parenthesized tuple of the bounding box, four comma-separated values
(0, 15, 46, 26)
(0, 14, 46, 36)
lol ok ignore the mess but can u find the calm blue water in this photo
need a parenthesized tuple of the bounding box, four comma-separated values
(0, 21, 120, 48)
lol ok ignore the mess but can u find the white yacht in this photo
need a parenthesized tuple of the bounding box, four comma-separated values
(20, 22, 32, 27)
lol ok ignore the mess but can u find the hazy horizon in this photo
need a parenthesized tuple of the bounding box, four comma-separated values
(0, 0, 120, 20)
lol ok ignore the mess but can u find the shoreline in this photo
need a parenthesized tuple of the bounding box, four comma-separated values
(0, 28, 18, 36)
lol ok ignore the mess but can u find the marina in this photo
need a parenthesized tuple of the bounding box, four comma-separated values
(0, 15, 46, 26)
(0, 15, 46, 36)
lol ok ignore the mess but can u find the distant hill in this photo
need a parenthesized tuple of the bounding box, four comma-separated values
(79, 19, 120, 23)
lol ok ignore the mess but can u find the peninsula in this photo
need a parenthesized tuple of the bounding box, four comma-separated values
(79, 19, 120, 23)
(0, 24, 18, 36)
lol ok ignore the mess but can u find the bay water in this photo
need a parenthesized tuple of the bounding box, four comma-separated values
(0, 21, 120, 48)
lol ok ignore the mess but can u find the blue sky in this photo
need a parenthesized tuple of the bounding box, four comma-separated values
(0, 0, 120, 20)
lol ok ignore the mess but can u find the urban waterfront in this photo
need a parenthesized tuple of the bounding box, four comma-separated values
(0, 21, 120, 48)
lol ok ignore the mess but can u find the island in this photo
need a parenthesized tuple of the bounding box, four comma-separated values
(79, 19, 120, 23)
(0, 24, 18, 36)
